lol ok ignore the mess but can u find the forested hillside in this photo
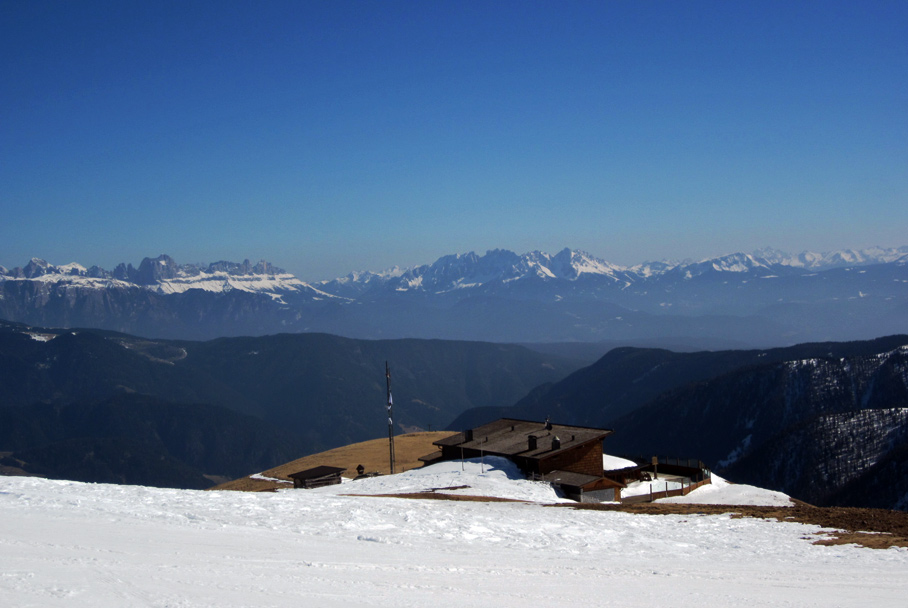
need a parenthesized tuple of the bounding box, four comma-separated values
(0, 321, 580, 487)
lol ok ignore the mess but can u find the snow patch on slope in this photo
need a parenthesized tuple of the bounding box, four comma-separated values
(657, 473, 793, 507)
(315, 457, 570, 503)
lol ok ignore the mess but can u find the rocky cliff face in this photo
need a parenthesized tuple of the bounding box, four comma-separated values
(606, 345, 908, 509)
(724, 408, 908, 506)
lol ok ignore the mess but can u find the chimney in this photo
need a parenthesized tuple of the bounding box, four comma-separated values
(544, 416, 552, 431)
(528, 435, 538, 451)
(463, 429, 474, 443)
(552, 436, 561, 450)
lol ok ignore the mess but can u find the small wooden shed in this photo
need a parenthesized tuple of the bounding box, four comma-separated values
(288, 466, 346, 489)
(542, 470, 623, 503)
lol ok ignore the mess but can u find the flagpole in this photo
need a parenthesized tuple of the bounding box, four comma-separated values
(386, 361, 396, 475)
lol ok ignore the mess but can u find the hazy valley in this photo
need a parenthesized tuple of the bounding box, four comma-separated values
(1, 316, 906, 511)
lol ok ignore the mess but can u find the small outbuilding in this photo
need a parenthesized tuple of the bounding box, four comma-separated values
(288, 466, 346, 489)
(541, 470, 624, 503)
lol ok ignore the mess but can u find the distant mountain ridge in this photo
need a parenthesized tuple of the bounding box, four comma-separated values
(4, 245, 906, 296)
(2, 246, 907, 343)
(0, 254, 332, 301)
(322, 245, 908, 294)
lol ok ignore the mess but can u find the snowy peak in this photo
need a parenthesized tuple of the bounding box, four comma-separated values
(387, 250, 526, 293)
(134, 254, 180, 285)
(747, 246, 908, 270)
(23, 258, 52, 278)
(624, 246, 908, 279)
(674, 252, 777, 280)
(2, 258, 104, 281)
(709, 252, 774, 273)
(550, 248, 626, 280)
(379, 248, 629, 294)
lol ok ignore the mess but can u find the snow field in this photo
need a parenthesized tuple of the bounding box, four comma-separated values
(1, 458, 906, 607)
(655, 473, 795, 507)
(318, 456, 574, 503)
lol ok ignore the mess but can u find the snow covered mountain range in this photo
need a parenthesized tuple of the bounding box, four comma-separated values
(0, 254, 329, 300)
(2, 246, 907, 344)
(4, 246, 907, 296)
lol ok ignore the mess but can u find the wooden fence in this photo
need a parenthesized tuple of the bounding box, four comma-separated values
(621, 476, 712, 505)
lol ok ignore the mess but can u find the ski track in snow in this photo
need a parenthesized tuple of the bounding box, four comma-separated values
(2, 458, 906, 607)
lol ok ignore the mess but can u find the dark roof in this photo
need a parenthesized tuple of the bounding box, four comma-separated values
(435, 418, 612, 460)
(288, 466, 346, 480)
(542, 470, 623, 490)
(418, 450, 447, 464)
(541, 470, 601, 487)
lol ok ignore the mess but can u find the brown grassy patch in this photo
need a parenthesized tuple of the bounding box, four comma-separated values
(209, 431, 455, 492)
(352, 492, 527, 503)
(811, 532, 905, 550)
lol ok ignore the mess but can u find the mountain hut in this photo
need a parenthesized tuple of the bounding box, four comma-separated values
(288, 466, 346, 489)
(420, 418, 622, 503)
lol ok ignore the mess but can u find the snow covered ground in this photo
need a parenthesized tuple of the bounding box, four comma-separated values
(319, 457, 574, 502)
(2, 458, 906, 607)
(655, 473, 794, 507)
(600, 453, 794, 507)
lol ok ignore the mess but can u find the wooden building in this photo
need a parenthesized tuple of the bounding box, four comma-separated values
(421, 418, 622, 503)
(288, 465, 346, 489)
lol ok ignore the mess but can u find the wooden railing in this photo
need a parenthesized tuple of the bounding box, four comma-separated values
(621, 476, 712, 504)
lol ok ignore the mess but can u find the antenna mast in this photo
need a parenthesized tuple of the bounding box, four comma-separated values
(385, 361, 396, 474)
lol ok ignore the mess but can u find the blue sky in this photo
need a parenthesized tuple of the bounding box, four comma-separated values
(2, 1, 906, 280)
